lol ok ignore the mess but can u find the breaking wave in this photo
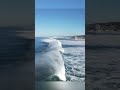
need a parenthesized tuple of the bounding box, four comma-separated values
(35, 38, 66, 81)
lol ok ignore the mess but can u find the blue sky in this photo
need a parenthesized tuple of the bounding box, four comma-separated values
(35, 0, 85, 37)
(35, 0, 85, 9)
(0, 0, 33, 27)
(87, 0, 120, 24)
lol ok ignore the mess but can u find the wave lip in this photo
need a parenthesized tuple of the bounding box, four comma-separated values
(35, 38, 66, 81)
(42, 39, 64, 53)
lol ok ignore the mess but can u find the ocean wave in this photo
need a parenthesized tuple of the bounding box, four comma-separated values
(35, 37, 85, 81)
(35, 38, 66, 81)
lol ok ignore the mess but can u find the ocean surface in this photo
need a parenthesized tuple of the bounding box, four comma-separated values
(35, 37, 85, 81)
(86, 33, 120, 89)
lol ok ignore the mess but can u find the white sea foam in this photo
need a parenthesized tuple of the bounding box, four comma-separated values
(35, 37, 85, 81)
(42, 39, 64, 53)
(60, 40, 85, 81)
(35, 38, 66, 81)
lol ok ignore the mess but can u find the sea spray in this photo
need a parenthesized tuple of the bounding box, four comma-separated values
(35, 38, 66, 81)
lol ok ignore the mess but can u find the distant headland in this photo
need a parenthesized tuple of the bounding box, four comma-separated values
(86, 22, 120, 32)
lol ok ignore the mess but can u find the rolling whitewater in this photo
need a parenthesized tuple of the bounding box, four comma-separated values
(35, 37, 85, 81)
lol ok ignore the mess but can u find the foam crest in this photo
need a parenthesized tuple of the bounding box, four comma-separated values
(42, 39, 64, 53)
(35, 38, 66, 81)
